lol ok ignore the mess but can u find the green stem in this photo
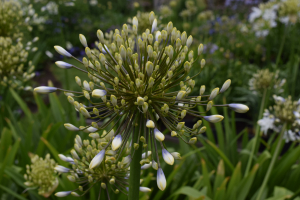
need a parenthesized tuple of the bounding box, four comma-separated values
(287, 187, 300, 200)
(274, 25, 288, 71)
(256, 123, 286, 200)
(128, 124, 143, 200)
(244, 88, 267, 177)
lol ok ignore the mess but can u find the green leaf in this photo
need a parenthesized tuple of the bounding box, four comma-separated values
(167, 186, 211, 200)
(213, 160, 225, 193)
(40, 137, 65, 166)
(236, 164, 259, 200)
(226, 162, 242, 198)
(9, 88, 33, 122)
(7, 138, 21, 166)
(0, 184, 27, 200)
(214, 177, 229, 200)
(201, 159, 212, 197)
(205, 139, 234, 172)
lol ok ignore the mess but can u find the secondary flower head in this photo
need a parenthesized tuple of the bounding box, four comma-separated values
(258, 95, 300, 142)
(249, 69, 285, 95)
(34, 11, 248, 191)
(55, 133, 150, 198)
(24, 154, 58, 197)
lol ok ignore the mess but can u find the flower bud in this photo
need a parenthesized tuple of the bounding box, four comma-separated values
(64, 123, 79, 131)
(198, 44, 204, 55)
(176, 91, 186, 100)
(146, 119, 155, 128)
(89, 149, 105, 169)
(228, 104, 249, 113)
(186, 36, 193, 47)
(112, 135, 122, 150)
(54, 46, 72, 57)
(171, 152, 181, 160)
(55, 61, 73, 69)
(79, 34, 88, 47)
(209, 88, 219, 100)
(157, 168, 166, 191)
(220, 79, 231, 93)
(92, 89, 107, 98)
(203, 115, 224, 123)
(162, 149, 174, 165)
(154, 128, 165, 141)
(34, 86, 57, 94)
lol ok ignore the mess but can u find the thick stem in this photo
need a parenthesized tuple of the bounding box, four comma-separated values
(128, 123, 143, 200)
(244, 89, 267, 177)
(256, 124, 286, 200)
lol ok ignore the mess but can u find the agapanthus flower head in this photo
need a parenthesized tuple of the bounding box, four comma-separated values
(258, 95, 300, 142)
(24, 154, 58, 197)
(197, 10, 215, 22)
(278, 0, 300, 24)
(55, 133, 150, 197)
(249, 69, 285, 95)
(0, 37, 37, 90)
(0, 1, 32, 39)
(34, 11, 248, 190)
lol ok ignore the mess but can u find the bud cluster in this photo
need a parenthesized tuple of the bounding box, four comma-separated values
(34, 11, 249, 191)
(0, 1, 32, 39)
(180, 0, 198, 19)
(258, 95, 300, 142)
(24, 154, 58, 197)
(55, 132, 150, 197)
(249, 69, 285, 95)
(0, 37, 37, 90)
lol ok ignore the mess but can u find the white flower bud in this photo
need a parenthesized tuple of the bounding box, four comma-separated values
(140, 187, 151, 192)
(34, 86, 57, 94)
(157, 168, 166, 191)
(79, 34, 88, 47)
(64, 123, 79, 131)
(203, 115, 224, 123)
(146, 119, 155, 128)
(89, 149, 105, 169)
(55, 191, 71, 197)
(154, 128, 165, 141)
(209, 88, 219, 100)
(198, 44, 204, 55)
(112, 135, 122, 151)
(162, 149, 174, 165)
(141, 162, 152, 170)
(111, 95, 117, 106)
(92, 89, 107, 98)
(133, 17, 138, 28)
(152, 160, 158, 170)
(228, 104, 249, 113)
(186, 36, 193, 47)
(54, 165, 70, 173)
(137, 97, 144, 105)
(220, 79, 231, 93)
(176, 91, 186, 100)
(54, 46, 72, 57)
(55, 61, 73, 69)
(152, 19, 157, 33)
(171, 152, 181, 160)
(80, 107, 91, 118)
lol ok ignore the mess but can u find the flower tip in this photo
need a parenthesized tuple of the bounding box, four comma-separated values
(64, 123, 79, 131)
(154, 128, 165, 141)
(79, 34, 88, 47)
(34, 86, 57, 94)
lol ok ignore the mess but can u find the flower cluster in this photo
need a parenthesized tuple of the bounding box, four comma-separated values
(258, 95, 300, 142)
(54, 132, 150, 197)
(0, 1, 32, 39)
(249, 0, 300, 37)
(24, 154, 58, 197)
(34, 11, 249, 190)
(0, 37, 37, 90)
(278, 0, 300, 24)
(180, 0, 198, 19)
(197, 10, 215, 22)
(248, 69, 285, 95)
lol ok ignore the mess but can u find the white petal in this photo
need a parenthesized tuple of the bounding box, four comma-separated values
(54, 165, 70, 173)
(203, 115, 224, 123)
(64, 123, 79, 131)
(92, 89, 107, 98)
(141, 162, 152, 170)
(228, 104, 249, 113)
